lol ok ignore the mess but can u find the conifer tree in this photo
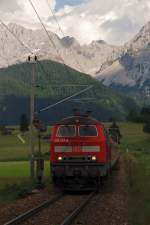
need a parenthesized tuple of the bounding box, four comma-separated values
(20, 114, 29, 133)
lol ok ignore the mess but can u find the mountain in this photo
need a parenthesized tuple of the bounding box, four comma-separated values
(97, 21, 150, 101)
(0, 60, 137, 124)
(126, 21, 150, 51)
(1, 22, 150, 107)
(0, 23, 122, 76)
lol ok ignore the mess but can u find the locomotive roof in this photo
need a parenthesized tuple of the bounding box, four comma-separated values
(56, 116, 100, 125)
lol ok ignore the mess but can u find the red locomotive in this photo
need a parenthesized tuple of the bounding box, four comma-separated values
(50, 113, 119, 190)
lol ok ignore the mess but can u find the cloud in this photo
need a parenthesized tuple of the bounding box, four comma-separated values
(0, 0, 150, 45)
(0, 0, 21, 12)
(51, 0, 150, 45)
(0, 0, 56, 27)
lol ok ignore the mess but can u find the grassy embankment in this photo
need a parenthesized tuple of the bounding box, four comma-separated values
(0, 161, 50, 203)
(0, 127, 51, 203)
(119, 123, 150, 225)
(0, 122, 150, 224)
(0, 127, 51, 161)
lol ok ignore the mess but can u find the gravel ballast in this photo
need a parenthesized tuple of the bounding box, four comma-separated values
(73, 157, 129, 225)
(0, 187, 55, 224)
(0, 157, 129, 225)
(22, 194, 85, 225)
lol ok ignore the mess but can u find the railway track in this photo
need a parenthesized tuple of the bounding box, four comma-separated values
(3, 192, 95, 225)
(60, 192, 95, 225)
(3, 194, 64, 225)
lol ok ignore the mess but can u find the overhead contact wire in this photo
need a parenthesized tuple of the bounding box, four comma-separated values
(28, 0, 66, 64)
(38, 85, 93, 112)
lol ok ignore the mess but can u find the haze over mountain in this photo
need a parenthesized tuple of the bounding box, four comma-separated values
(0, 23, 122, 76)
(1, 21, 150, 99)
(2, 21, 150, 123)
(97, 21, 150, 94)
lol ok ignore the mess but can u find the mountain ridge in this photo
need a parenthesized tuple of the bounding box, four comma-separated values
(97, 21, 150, 96)
(1, 21, 150, 103)
(0, 23, 122, 76)
(0, 59, 138, 124)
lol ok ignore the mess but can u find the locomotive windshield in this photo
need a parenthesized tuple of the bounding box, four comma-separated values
(57, 125, 76, 137)
(79, 125, 97, 137)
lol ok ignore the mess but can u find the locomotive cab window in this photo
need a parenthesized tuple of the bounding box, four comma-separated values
(57, 125, 76, 137)
(79, 125, 98, 137)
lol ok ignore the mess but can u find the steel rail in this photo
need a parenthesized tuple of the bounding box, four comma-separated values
(3, 194, 64, 225)
(60, 192, 95, 225)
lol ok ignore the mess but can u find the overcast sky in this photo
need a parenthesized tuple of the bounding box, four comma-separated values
(0, 0, 150, 45)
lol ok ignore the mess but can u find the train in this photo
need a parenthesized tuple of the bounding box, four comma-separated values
(50, 113, 120, 191)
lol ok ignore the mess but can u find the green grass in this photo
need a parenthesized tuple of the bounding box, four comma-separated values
(130, 155, 150, 225)
(0, 161, 50, 177)
(0, 178, 36, 203)
(117, 122, 150, 225)
(119, 122, 150, 152)
(0, 128, 50, 161)
(0, 127, 51, 204)
(0, 122, 150, 221)
(105, 122, 150, 152)
(0, 161, 51, 204)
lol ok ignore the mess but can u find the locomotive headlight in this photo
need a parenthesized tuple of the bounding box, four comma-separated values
(58, 156, 63, 161)
(92, 156, 96, 161)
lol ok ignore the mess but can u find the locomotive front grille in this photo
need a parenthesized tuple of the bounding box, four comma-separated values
(61, 155, 93, 162)
(55, 146, 100, 153)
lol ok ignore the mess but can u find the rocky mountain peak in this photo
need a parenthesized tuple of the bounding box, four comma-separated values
(139, 21, 150, 35)
(126, 21, 150, 52)
(0, 23, 121, 75)
(61, 36, 79, 47)
(8, 23, 23, 30)
(97, 21, 150, 89)
(91, 40, 106, 45)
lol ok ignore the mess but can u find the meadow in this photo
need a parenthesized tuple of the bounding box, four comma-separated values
(0, 128, 51, 203)
(0, 123, 150, 225)
(118, 123, 150, 225)
(0, 128, 50, 161)
(0, 161, 51, 202)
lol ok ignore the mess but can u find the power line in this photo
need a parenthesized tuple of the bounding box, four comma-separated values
(0, 17, 93, 111)
(0, 19, 58, 80)
(27, 0, 77, 77)
(28, 0, 64, 64)
(37, 60, 69, 88)
(0, 22, 34, 83)
(0, 20, 58, 86)
(38, 85, 93, 112)
(37, 60, 50, 78)
(46, 3, 83, 72)
(36, 60, 89, 100)
(0, 19, 33, 55)
(0, 20, 89, 94)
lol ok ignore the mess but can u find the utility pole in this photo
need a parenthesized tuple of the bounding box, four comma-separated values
(28, 55, 37, 179)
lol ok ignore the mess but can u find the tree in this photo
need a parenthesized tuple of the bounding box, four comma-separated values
(109, 121, 122, 144)
(142, 108, 150, 135)
(141, 107, 150, 123)
(126, 109, 142, 123)
(0, 125, 6, 135)
(0, 125, 5, 132)
(20, 114, 29, 133)
(143, 122, 150, 134)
